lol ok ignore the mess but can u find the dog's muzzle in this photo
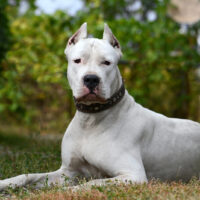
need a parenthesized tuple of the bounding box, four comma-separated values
(73, 79, 125, 113)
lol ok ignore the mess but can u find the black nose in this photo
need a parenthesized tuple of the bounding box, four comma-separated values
(83, 74, 100, 91)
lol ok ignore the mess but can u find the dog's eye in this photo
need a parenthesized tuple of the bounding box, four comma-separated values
(74, 59, 81, 64)
(102, 60, 111, 65)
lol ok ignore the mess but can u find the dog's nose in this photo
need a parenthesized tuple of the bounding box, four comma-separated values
(83, 74, 100, 91)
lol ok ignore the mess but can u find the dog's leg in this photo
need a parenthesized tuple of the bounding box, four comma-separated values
(0, 168, 71, 191)
(71, 173, 148, 191)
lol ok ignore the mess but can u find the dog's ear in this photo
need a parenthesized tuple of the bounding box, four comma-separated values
(66, 23, 87, 50)
(103, 23, 122, 57)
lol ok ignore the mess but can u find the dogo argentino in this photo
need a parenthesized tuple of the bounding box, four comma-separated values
(0, 23, 200, 191)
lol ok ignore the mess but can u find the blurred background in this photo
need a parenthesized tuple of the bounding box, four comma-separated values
(0, 0, 200, 135)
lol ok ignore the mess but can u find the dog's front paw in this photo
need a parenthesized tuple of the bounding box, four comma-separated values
(67, 185, 80, 192)
(68, 184, 90, 192)
(0, 181, 7, 191)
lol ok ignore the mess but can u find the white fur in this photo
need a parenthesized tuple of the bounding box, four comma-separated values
(0, 23, 200, 191)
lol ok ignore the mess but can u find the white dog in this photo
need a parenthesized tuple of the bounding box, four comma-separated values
(0, 23, 200, 191)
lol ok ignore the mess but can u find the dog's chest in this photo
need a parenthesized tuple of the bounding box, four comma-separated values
(68, 155, 110, 180)
(67, 132, 113, 179)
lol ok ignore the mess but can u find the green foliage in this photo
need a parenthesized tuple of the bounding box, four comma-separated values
(0, 11, 75, 132)
(0, 0, 199, 133)
(0, 0, 12, 62)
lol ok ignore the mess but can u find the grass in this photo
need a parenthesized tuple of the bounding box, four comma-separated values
(0, 131, 61, 179)
(1, 131, 200, 199)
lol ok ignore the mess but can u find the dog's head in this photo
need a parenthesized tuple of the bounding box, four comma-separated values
(65, 23, 122, 104)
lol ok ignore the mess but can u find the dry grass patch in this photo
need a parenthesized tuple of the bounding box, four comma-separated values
(16, 180, 200, 200)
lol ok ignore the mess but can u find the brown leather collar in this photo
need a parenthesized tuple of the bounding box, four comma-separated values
(74, 81, 125, 113)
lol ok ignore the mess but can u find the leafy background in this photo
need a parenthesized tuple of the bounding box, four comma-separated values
(0, 0, 200, 135)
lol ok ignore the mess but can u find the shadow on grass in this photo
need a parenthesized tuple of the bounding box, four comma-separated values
(0, 131, 62, 150)
(0, 131, 33, 149)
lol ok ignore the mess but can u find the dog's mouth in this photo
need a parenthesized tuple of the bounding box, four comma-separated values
(75, 92, 106, 104)
(74, 79, 125, 113)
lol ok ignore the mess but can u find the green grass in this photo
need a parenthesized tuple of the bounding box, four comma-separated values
(1, 131, 200, 199)
(0, 132, 61, 180)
